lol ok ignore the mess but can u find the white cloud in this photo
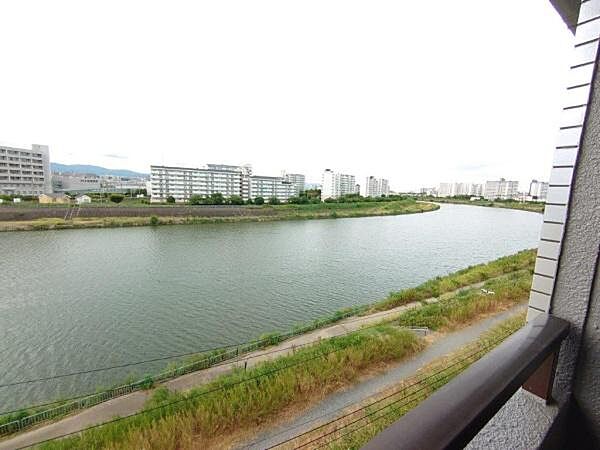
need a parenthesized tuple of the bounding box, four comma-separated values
(0, 0, 573, 190)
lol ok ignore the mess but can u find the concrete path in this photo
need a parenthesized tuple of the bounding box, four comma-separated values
(0, 281, 489, 450)
(236, 305, 527, 450)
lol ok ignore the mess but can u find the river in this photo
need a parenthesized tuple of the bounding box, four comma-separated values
(0, 204, 541, 410)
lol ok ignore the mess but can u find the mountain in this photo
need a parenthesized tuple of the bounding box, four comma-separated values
(51, 163, 148, 178)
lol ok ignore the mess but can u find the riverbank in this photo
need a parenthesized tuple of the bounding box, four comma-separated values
(0, 200, 439, 232)
(1, 255, 534, 449)
(424, 197, 545, 213)
(0, 250, 536, 441)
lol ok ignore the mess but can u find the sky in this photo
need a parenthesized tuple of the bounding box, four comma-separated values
(0, 0, 574, 191)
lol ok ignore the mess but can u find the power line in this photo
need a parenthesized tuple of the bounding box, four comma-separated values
(12, 326, 413, 449)
(264, 333, 507, 450)
(0, 304, 417, 390)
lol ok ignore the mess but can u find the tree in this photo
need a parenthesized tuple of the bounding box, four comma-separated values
(189, 194, 203, 205)
(166, 196, 176, 204)
(228, 195, 244, 205)
(246, 198, 254, 205)
(210, 193, 224, 205)
(254, 196, 265, 205)
(268, 196, 280, 205)
(110, 194, 125, 204)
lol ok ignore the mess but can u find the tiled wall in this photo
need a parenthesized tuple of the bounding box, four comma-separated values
(527, 0, 600, 321)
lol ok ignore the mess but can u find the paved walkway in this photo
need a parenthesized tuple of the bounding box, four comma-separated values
(0, 281, 488, 450)
(236, 305, 527, 450)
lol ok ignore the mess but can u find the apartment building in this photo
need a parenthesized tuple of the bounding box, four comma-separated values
(321, 169, 356, 200)
(437, 182, 483, 197)
(529, 179, 549, 201)
(250, 176, 295, 201)
(0, 144, 51, 196)
(362, 176, 390, 197)
(282, 172, 306, 195)
(150, 163, 300, 203)
(484, 178, 519, 200)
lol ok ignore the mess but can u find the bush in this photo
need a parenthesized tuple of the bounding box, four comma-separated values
(228, 195, 244, 205)
(254, 196, 265, 205)
(189, 195, 203, 205)
(268, 196, 280, 205)
(166, 196, 176, 204)
(150, 216, 159, 226)
(110, 194, 125, 204)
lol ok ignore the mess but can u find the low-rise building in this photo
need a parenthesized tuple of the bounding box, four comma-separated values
(250, 176, 295, 201)
(282, 172, 306, 195)
(39, 193, 71, 204)
(76, 194, 92, 204)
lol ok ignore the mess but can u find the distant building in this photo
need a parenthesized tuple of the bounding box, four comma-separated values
(52, 174, 102, 193)
(529, 179, 549, 201)
(0, 144, 52, 196)
(484, 178, 519, 200)
(250, 176, 295, 201)
(150, 163, 296, 203)
(39, 193, 70, 204)
(438, 182, 482, 198)
(76, 194, 92, 204)
(362, 176, 390, 197)
(282, 172, 306, 195)
(321, 169, 356, 200)
(420, 187, 437, 196)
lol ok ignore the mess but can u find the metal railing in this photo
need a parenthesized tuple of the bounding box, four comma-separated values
(363, 314, 570, 450)
(1, 306, 420, 437)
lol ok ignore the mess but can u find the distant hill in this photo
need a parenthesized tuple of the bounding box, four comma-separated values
(51, 163, 148, 178)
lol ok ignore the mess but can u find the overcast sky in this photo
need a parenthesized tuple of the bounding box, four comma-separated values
(1, 0, 573, 191)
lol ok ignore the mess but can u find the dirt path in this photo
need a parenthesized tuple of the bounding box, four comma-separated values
(0, 280, 492, 450)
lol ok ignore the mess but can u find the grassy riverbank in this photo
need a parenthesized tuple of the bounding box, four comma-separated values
(298, 313, 527, 450)
(0, 200, 439, 232)
(425, 196, 545, 213)
(37, 266, 533, 449)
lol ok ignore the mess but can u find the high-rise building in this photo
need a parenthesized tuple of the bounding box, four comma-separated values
(438, 182, 484, 198)
(529, 179, 549, 201)
(0, 144, 52, 195)
(282, 172, 306, 195)
(362, 176, 390, 197)
(320, 169, 356, 200)
(484, 178, 519, 200)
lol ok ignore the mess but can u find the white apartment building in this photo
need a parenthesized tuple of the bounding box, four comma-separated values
(484, 178, 519, 200)
(151, 163, 301, 203)
(250, 176, 295, 201)
(437, 182, 483, 197)
(282, 172, 306, 195)
(362, 176, 390, 197)
(529, 179, 549, 201)
(0, 144, 52, 195)
(321, 169, 356, 200)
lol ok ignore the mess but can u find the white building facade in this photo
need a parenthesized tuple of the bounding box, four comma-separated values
(150, 163, 300, 203)
(0, 144, 52, 196)
(529, 179, 549, 201)
(362, 176, 390, 197)
(484, 178, 519, 200)
(282, 172, 306, 195)
(437, 182, 483, 197)
(321, 169, 356, 200)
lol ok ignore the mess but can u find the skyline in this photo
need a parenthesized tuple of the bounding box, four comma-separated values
(0, 0, 574, 191)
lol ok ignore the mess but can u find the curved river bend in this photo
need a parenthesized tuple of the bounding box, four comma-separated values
(0, 204, 541, 409)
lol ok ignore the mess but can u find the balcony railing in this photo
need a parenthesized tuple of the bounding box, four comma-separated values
(363, 314, 570, 450)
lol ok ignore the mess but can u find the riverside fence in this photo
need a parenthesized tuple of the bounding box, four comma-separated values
(0, 305, 426, 437)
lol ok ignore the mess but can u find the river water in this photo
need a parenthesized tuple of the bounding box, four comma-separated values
(0, 204, 541, 410)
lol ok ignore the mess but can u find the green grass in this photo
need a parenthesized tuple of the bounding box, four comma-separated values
(370, 249, 536, 312)
(321, 313, 527, 450)
(425, 197, 545, 213)
(40, 326, 424, 449)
